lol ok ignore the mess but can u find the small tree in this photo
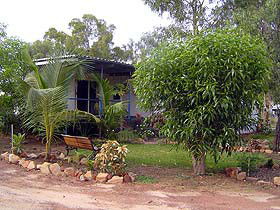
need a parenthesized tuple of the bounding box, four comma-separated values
(22, 51, 100, 160)
(133, 29, 271, 175)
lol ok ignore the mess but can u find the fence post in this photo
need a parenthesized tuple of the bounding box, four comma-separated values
(11, 124, 13, 153)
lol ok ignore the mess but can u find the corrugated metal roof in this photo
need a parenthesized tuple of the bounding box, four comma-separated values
(34, 55, 134, 68)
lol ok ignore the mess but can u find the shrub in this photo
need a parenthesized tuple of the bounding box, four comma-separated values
(116, 129, 139, 143)
(12, 133, 25, 154)
(94, 140, 128, 175)
(236, 153, 267, 176)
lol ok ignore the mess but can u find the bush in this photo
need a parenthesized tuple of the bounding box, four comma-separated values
(116, 129, 139, 143)
(236, 153, 267, 176)
(94, 140, 128, 175)
(12, 133, 25, 155)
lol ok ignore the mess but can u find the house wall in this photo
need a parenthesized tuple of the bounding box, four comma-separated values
(66, 75, 150, 117)
(128, 91, 150, 117)
(105, 74, 149, 117)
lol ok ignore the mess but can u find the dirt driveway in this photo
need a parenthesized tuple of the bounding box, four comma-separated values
(1, 161, 280, 209)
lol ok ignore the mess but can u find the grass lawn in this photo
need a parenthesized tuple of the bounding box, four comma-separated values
(125, 144, 267, 173)
(76, 143, 268, 173)
(250, 132, 275, 142)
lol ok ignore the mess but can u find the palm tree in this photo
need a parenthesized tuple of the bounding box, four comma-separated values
(90, 74, 127, 138)
(21, 51, 100, 159)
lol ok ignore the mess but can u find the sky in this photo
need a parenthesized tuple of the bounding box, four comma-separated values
(0, 0, 171, 46)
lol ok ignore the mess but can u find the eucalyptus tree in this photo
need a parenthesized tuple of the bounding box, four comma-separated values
(30, 14, 131, 61)
(133, 30, 271, 175)
(22, 51, 100, 159)
(142, 0, 212, 35)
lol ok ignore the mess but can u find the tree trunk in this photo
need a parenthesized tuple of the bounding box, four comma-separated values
(45, 139, 52, 160)
(274, 113, 280, 152)
(192, 153, 206, 175)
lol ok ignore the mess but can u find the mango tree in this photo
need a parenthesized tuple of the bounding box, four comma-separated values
(133, 29, 271, 175)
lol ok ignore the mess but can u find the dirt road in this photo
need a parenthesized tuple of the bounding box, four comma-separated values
(1, 161, 280, 210)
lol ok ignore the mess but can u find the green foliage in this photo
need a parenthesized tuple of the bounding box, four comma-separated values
(29, 14, 133, 62)
(88, 159, 95, 171)
(94, 140, 128, 175)
(12, 133, 25, 155)
(142, 0, 210, 34)
(251, 132, 275, 142)
(236, 152, 267, 176)
(116, 129, 139, 143)
(132, 25, 188, 62)
(137, 114, 165, 139)
(133, 29, 271, 173)
(91, 75, 127, 138)
(136, 175, 158, 184)
(263, 158, 274, 169)
(0, 29, 31, 133)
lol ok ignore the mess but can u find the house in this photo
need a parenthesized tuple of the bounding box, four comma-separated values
(35, 56, 147, 120)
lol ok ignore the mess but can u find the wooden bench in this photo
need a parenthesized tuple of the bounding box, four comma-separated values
(61, 135, 100, 158)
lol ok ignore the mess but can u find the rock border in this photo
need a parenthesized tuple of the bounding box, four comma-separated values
(0, 152, 135, 184)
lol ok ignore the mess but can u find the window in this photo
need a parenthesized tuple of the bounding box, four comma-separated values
(76, 80, 98, 114)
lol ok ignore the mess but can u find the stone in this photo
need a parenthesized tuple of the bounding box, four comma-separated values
(75, 170, 83, 177)
(260, 149, 265, 153)
(225, 167, 241, 178)
(273, 164, 280, 170)
(265, 149, 273, 154)
(96, 173, 109, 183)
(80, 174, 86, 182)
(60, 166, 65, 172)
(40, 162, 51, 174)
(49, 163, 62, 176)
(27, 161, 37, 170)
(49, 154, 57, 162)
(246, 177, 259, 182)
(1, 152, 9, 161)
(84, 171, 92, 181)
(64, 167, 76, 177)
(123, 174, 133, 183)
(257, 180, 272, 186)
(107, 176, 123, 184)
(19, 152, 28, 158)
(263, 140, 270, 145)
(18, 159, 26, 166)
(106, 173, 113, 181)
(58, 153, 65, 160)
(8, 154, 20, 164)
(262, 145, 270, 150)
(274, 177, 280, 186)
(22, 160, 31, 168)
(128, 172, 137, 182)
(236, 172, 246, 181)
(27, 153, 38, 159)
(38, 152, 46, 159)
(80, 157, 88, 165)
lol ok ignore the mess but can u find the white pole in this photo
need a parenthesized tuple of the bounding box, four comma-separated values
(11, 124, 13, 153)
